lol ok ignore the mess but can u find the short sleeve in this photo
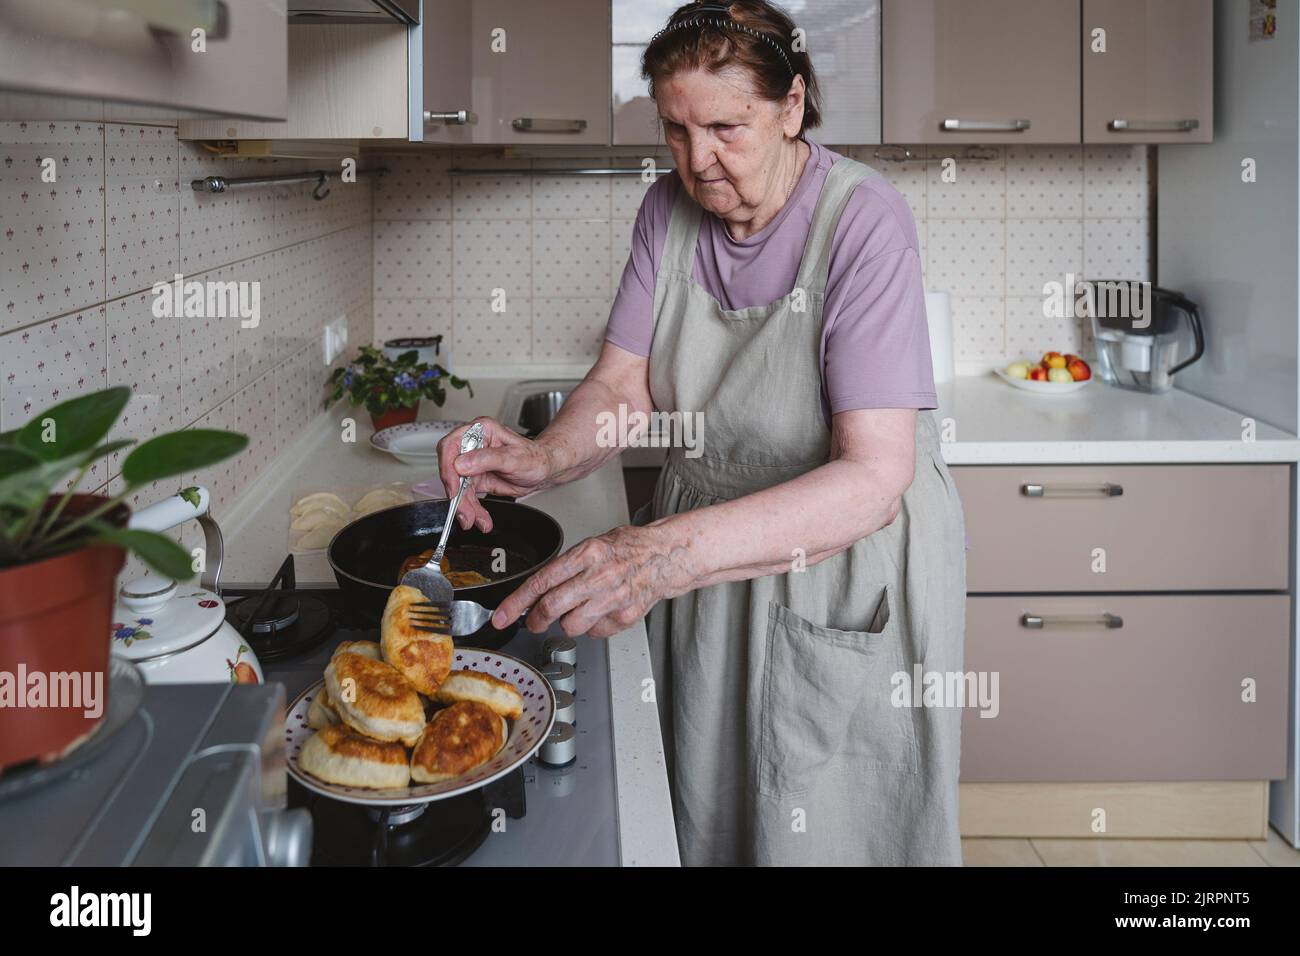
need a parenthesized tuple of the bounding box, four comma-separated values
(604, 176, 675, 357)
(821, 184, 937, 414)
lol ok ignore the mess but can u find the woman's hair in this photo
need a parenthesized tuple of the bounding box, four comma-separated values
(641, 1, 822, 135)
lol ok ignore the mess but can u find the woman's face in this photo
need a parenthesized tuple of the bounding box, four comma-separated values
(655, 66, 804, 225)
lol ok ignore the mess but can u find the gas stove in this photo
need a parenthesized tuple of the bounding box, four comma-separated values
(223, 557, 619, 867)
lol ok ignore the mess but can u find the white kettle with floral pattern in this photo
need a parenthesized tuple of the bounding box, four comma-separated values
(109, 486, 261, 685)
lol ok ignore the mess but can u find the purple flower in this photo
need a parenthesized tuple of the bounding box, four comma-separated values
(419, 368, 437, 382)
(394, 372, 416, 390)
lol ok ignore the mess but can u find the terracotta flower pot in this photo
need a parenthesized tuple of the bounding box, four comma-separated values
(0, 495, 127, 771)
(371, 403, 419, 431)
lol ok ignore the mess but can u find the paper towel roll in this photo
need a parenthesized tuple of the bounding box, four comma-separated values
(924, 290, 955, 384)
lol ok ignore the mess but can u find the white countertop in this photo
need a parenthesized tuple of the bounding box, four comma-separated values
(217, 377, 680, 867)
(935, 374, 1300, 464)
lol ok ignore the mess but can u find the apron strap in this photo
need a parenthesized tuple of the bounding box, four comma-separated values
(792, 156, 878, 294)
(661, 178, 705, 277)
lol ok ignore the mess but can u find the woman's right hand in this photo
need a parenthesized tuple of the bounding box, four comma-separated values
(436, 417, 553, 532)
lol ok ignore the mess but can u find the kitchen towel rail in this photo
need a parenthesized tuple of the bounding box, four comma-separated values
(447, 167, 674, 177)
(190, 167, 387, 200)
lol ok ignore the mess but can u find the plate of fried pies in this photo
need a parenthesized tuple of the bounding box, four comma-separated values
(285, 584, 556, 805)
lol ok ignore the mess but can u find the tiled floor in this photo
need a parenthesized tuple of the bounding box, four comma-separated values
(962, 826, 1300, 866)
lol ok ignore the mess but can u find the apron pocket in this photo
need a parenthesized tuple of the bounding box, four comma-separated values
(758, 588, 918, 798)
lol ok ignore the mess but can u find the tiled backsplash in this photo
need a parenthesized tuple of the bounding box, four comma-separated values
(0, 122, 373, 529)
(370, 144, 1152, 372)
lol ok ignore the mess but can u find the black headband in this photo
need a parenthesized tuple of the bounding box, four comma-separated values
(648, 2, 797, 78)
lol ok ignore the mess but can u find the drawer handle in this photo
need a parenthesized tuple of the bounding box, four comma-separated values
(941, 118, 1030, 132)
(425, 110, 478, 126)
(1108, 118, 1200, 133)
(512, 118, 588, 134)
(1021, 613, 1124, 630)
(1020, 482, 1123, 498)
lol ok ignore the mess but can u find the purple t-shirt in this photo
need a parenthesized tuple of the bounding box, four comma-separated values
(606, 141, 937, 421)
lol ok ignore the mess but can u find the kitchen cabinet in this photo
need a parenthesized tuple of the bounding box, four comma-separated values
(953, 463, 1290, 592)
(1082, 0, 1213, 143)
(960, 593, 1289, 782)
(417, 0, 610, 146)
(882, 0, 1081, 144)
(0, 0, 287, 122)
(179, 24, 407, 140)
(612, 0, 882, 146)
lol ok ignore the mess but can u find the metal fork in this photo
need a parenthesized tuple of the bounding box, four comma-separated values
(398, 421, 485, 607)
(409, 598, 533, 637)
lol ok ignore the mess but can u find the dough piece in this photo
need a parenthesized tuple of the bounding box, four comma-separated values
(409, 701, 507, 783)
(380, 584, 454, 695)
(324, 652, 425, 747)
(299, 724, 410, 789)
(434, 669, 524, 720)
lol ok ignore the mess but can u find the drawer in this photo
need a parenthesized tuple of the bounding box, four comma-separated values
(951, 464, 1290, 591)
(959, 593, 1290, 782)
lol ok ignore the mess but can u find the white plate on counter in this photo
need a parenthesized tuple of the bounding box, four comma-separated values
(993, 368, 1093, 396)
(370, 421, 470, 465)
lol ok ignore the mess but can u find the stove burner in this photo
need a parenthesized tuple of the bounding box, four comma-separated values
(228, 593, 333, 663)
(244, 594, 301, 634)
(294, 782, 492, 867)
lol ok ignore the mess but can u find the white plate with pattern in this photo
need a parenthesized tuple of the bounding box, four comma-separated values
(285, 647, 556, 806)
(369, 421, 470, 465)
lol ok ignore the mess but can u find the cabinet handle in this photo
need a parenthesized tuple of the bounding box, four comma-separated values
(512, 118, 588, 134)
(1108, 119, 1199, 132)
(425, 110, 477, 126)
(1021, 613, 1124, 630)
(941, 118, 1031, 132)
(1020, 482, 1123, 498)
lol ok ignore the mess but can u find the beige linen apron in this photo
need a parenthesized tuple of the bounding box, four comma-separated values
(637, 156, 966, 866)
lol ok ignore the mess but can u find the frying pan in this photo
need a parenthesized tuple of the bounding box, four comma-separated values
(327, 496, 564, 649)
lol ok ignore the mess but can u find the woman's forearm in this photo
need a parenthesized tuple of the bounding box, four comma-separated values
(647, 458, 909, 591)
(531, 357, 654, 489)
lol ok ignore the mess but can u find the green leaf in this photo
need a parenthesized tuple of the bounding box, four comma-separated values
(15, 386, 130, 462)
(90, 523, 195, 581)
(178, 486, 201, 508)
(121, 429, 249, 485)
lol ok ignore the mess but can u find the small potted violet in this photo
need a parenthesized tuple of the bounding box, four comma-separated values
(326, 345, 472, 431)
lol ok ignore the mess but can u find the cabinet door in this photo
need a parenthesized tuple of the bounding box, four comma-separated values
(612, 0, 882, 146)
(1083, 0, 1213, 143)
(882, 0, 1081, 144)
(0, 0, 287, 121)
(471, 0, 610, 145)
(960, 594, 1290, 782)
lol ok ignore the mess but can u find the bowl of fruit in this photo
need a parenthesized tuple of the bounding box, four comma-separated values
(996, 351, 1093, 395)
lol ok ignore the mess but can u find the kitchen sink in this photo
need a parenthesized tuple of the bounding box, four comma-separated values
(498, 379, 579, 436)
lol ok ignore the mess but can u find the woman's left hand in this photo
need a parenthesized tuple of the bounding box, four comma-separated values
(491, 524, 692, 639)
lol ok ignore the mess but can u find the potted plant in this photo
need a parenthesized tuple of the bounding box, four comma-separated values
(326, 345, 473, 431)
(0, 386, 247, 771)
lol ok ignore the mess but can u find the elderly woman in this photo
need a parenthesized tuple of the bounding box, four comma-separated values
(438, 0, 965, 866)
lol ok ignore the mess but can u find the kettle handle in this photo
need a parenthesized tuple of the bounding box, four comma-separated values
(1167, 295, 1205, 377)
(126, 486, 225, 592)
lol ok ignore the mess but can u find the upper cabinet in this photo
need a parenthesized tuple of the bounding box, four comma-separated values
(612, 0, 881, 147)
(180, 23, 407, 140)
(417, 0, 610, 146)
(0, 0, 287, 122)
(1082, 0, 1213, 143)
(883, 0, 1081, 144)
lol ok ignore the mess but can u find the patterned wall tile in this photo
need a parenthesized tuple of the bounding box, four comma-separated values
(950, 296, 1006, 361)
(1005, 219, 1083, 297)
(105, 124, 179, 299)
(928, 219, 1005, 297)
(374, 220, 453, 298)
(452, 219, 531, 301)
(867, 146, 926, 222)
(451, 150, 532, 220)
(375, 298, 453, 343)
(1006, 145, 1083, 218)
(926, 147, 1006, 219)
(532, 163, 611, 220)
(1005, 295, 1085, 360)
(453, 297, 531, 364)
(0, 121, 105, 332)
(1084, 145, 1151, 218)
(533, 298, 609, 363)
(532, 219, 610, 298)
(374, 151, 452, 220)
(1083, 219, 1152, 280)
(106, 289, 181, 477)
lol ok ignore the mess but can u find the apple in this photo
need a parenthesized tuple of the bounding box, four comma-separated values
(1004, 360, 1031, 379)
(1047, 367, 1074, 384)
(1028, 366, 1049, 381)
(1067, 358, 1092, 381)
(1043, 351, 1067, 369)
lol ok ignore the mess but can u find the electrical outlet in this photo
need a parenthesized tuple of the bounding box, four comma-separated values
(322, 316, 348, 365)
